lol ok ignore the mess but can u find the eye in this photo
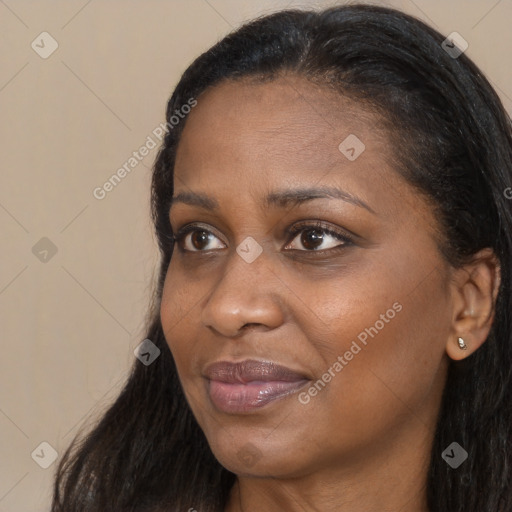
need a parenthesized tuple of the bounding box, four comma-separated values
(284, 221, 353, 252)
(173, 221, 353, 254)
(172, 225, 225, 252)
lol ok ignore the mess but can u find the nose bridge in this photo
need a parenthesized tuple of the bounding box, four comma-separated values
(201, 244, 284, 337)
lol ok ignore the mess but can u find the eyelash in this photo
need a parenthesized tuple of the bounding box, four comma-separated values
(172, 220, 354, 255)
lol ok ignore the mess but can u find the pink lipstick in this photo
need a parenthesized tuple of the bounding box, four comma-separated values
(204, 359, 309, 413)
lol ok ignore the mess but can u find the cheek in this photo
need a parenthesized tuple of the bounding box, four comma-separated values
(296, 262, 450, 451)
(160, 261, 202, 371)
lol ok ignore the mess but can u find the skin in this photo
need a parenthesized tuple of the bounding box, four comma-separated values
(159, 75, 501, 512)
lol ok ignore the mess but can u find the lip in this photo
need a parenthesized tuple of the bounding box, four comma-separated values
(204, 359, 310, 413)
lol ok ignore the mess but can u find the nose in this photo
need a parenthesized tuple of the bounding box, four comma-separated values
(201, 248, 285, 338)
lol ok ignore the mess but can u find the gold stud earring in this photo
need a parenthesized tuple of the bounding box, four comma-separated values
(458, 337, 468, 350)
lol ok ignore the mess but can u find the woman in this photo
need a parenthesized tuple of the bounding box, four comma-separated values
(51, 3, 512, 511)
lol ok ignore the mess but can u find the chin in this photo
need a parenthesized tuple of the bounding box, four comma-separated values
(208, 434, 311, 478)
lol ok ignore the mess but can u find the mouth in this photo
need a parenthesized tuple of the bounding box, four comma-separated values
(203, 359, 310, 413)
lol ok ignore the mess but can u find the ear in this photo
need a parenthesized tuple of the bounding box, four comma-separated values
(446, 248, 501, 361)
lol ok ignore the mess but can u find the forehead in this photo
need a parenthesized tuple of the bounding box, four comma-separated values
(172, 75, 403, 216)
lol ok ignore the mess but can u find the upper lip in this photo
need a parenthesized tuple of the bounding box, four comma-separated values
(204, 359, 309, 383)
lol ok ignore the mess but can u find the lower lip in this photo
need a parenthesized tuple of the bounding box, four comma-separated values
(208, 379, 309, 413)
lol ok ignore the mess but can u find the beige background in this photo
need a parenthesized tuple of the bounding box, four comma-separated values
(0, 0, 510, 510)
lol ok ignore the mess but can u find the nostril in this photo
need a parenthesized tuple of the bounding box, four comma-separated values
(241, 323, 260, 330)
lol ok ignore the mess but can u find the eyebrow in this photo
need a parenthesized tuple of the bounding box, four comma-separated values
(169, 185, 376, 214)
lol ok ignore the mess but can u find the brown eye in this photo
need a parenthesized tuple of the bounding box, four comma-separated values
(285, 222, 352, 252)
(173, 226, 225, 252)
(189, 230, 211, 250)
(298, 228, 325, 250)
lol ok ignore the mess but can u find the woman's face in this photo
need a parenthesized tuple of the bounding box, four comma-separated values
(160, 75, 453, 478)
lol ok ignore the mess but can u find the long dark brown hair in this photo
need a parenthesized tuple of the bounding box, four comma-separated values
(51, 4, 512, 511)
